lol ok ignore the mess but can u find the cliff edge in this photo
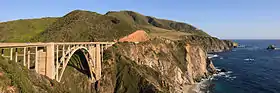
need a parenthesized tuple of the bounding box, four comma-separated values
(98, 37, 226, 93)
(0, 10, 234, 93)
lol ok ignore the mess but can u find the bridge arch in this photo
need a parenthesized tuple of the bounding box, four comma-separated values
(58, 46, 96, 82)
(0, 42, 114, 82)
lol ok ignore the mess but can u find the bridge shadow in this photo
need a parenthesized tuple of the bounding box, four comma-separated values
(67, 50, 91, 78)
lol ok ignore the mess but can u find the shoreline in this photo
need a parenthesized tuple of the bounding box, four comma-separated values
(183, 79, 212, 93)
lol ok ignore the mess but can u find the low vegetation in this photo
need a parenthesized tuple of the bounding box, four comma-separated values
(0, 9, 224, 93)
(0, 17, 58, 42)
(0, 10, 210, 42)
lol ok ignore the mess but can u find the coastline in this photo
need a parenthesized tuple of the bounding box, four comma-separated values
(184, 50, 233, 93)
(183, 84, 197, 93)
(183, 78, 213, 93)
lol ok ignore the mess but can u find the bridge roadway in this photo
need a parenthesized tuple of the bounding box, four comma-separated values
(0, 42, 115, 82)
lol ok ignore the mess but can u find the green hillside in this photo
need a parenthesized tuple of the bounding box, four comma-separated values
(32, 10, 138, 42)
(0, 10, 210, 42)
(106, 11, 210, 37)
(0, 10, 229, 93)
(0, 17, 58, 42)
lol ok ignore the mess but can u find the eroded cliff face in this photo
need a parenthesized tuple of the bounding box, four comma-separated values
(98, 37, 220, 93)
(0, 36, 232, 93)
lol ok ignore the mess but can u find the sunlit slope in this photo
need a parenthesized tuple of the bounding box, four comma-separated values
(0, 17, 58, 42)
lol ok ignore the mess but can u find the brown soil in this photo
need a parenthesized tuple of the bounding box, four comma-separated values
(118, 30, 149, 42)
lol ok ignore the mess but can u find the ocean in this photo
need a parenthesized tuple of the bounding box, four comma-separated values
(206, 40, 280, 93)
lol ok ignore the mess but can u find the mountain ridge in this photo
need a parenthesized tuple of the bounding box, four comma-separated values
(0, 9, 211, 42)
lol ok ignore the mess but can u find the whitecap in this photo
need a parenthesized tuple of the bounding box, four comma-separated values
(192, 77, 213, 93)
(191, 68, 237, 92)
(215, 68, 221, 71)
(207, 54, 219, 59)
(244, 58, 254, 61)
(213, 68, 236, 80)
(229, 76, 236, 79)
(227, 71, 233, 74)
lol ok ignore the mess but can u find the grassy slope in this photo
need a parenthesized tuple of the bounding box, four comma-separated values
(0, 10, 216, 93)
(0, 17, 58, 42)
(32, 10, 138, 42)
(0, 57, 70, 93)
(0, 52, 96, 93)
(33, 10, 211, 42)
(106, 11, 210, 38)
(0, 10, 211, 42)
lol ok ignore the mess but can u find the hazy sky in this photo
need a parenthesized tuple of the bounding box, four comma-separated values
(1, 0, 279, 39)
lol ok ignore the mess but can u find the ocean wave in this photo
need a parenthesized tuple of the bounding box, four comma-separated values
(213, 68, 236, 81)
(192, 78, 212, 93)
(191, 69, 236, 93)
(207, 54, 219, 59)
(244, 58, 255, 61)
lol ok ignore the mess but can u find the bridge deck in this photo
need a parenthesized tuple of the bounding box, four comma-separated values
(0, 42, 115, 48)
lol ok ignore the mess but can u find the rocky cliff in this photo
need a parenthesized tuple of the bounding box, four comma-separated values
(0, 35, 233, 93)
(0, 10, 234, 93)
(184, 35, 234, 53)
(98, 37, 226, 93)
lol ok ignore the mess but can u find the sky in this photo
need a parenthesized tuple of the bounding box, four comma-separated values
(1, 0, 279, 39)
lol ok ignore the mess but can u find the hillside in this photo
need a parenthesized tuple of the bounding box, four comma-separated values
(32, 10, 138, 42)
(0, 10, 234, 93)
(0, 17, 58, 42)
(0, 10, 211, 42)
(106, 11, 210, 37)
(0, 53, 99, 93)
(31, 10, 210, 42)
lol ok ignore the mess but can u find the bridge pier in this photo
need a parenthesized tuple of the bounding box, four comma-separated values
(38, 48, 46, 75)
(95, 44, 101, 80)
(15, 48, 18, 62)
(10, 48, 13, 60)
(46, 44, 55, 79)
(27, 48, 30, 69)
(23, 47, 26, 66)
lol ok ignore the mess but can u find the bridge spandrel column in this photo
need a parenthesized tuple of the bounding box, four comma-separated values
(37, 49, 46, 75)
(10, 48, 13, 60)
(46, 44, 55, 79)
(96, 44, 101, 80)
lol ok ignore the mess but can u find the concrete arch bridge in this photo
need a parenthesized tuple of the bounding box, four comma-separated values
(0, 42, 114, 82)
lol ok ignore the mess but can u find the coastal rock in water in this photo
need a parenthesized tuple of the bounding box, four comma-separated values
(220, 69, 227, 72)
(267, 44, 276, 50)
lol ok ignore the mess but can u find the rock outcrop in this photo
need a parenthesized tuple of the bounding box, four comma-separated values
(0, 10, 234, 93)
(98, 37, 223, 93)
(184, 35, 234, 53)
(118, 30, 149, 42)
